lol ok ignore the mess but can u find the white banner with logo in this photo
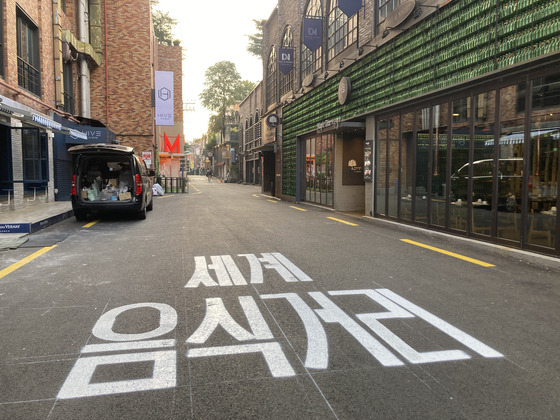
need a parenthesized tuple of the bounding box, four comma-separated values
(155, 71, 174, 126)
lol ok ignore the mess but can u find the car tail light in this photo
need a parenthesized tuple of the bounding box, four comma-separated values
(71, 175, 77, 196)
(135, 174, 142, 195)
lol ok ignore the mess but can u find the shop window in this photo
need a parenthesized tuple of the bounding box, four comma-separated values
(497, 85, 524, 242)
(527, 74, 559, 248)
(450, 98, 471, 232)
(17, 8, 41, 96)
(431, 104, 450, 228)
(266, 46, 278, 107)
(301, 0, 323, 80)
(305, 135, 333, 206)
(280, 26, 294, 98)
(22, 129, 48, 188)
(387, 116, 400, 218)
(376, 119, 388, 216)
(400, 111, 415, 221)
(327, 0, 358, 62)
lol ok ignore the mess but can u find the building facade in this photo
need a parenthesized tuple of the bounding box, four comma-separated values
(252, 0, 560, 256)
(1, 0, 182, 209)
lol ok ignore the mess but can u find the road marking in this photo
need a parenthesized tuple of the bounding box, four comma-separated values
(158, 195, 174, 199)
(0, 245, 57, 279)
(400, 239, 495, 267)
(267, 200, 278, 203)
(327, 217, 358, 226)
(83, 220, 100, 228)
(290, 206, 307, 211)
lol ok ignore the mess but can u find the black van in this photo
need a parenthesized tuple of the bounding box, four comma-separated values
(69, 144, 155, 220)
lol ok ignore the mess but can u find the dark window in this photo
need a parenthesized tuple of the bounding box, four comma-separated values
(23, 129, 48, 183)
(266, 46, 278, 107)
(301, 0, 323, 81)
(378, 0, 403, 21)
(327, 0, 358, 62)
(17, 9, 41, 96)
(279, 26, 294, 98)
(63, 62, 75, 114)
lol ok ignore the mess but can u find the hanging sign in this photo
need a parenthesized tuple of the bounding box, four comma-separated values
(155, 71, 174, 126)
(278, 47, 295, 75)
(303, 17, 323, 52)
(338, 0, 362, 18)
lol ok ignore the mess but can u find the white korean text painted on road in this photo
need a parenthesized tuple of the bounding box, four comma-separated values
(57, 253, 503, 400)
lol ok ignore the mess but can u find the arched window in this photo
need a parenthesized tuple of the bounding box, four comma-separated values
(301, 0, 323, 81)
(327, 0, 358, 62)
(378, 0, 403, 21)
(280, 25, 294, 98)
(266, 46, 278, 107)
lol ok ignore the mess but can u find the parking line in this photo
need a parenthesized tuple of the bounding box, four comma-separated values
(268, 200, 278, 203)
(0, 245, 57, 279)
(290, 206, 307, 212)
(327, 217, 358, 226)
(83, 220, 100, 228)
(401, 239, 495, 267)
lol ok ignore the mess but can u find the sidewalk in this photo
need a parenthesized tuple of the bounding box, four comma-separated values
(0, 202, 73, 249)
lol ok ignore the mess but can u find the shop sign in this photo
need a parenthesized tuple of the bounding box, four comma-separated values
(338, 77, 352, 105)
(317, 118, 341, 133)
(142, 151, 152, 167)
(303, 17, 323, 52)
(278, 47, 294, 75)
(155, 71, 174, 126)
(266, 113, 281, 128)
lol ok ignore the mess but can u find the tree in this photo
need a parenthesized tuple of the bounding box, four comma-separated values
(247, 20, 266, 59)
(151, 0, 180, 46)
(199, 61, 256, 140)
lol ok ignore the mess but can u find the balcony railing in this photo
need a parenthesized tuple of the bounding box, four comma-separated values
(18, 57, 41, 96)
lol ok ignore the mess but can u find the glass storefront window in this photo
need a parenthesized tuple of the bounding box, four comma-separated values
(497, 84, 524, 242)
(431, 104, 449, 228)
(527, 74, 559, 248)
(305, 135, 334, 207)
(400, 111, 414, 221)
(387, 116, 400, 218)
(449, 98, 471, 232)
(415, 108, 430, 223)
(472, 92, 496, 236)
(376, 119, 388, 215)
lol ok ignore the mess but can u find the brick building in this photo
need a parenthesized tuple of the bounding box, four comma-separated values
(1, 0, 183, 208)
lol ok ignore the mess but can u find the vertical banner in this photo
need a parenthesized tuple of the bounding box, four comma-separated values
(155, 71, 174, 126)
(278, 47, 295, 75)
(338, 0, 362, 18)
(303, 17, 323, 52)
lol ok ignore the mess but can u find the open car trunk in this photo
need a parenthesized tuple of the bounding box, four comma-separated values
(77, 155, 135, 203)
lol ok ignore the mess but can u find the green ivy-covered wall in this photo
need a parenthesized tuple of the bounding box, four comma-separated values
(282, 0, 560, 197)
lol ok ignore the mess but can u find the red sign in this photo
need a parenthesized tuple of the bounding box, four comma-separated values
(164, 133, 181, 154)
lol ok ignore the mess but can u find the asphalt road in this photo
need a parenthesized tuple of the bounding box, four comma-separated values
(1, 176, 559, 419)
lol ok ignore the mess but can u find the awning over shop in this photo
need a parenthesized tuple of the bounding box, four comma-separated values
(485, 129, 559, 146)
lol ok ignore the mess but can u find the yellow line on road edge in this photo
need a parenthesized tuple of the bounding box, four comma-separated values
(290, 206, 307, 211)
(83, 220, 99, 228)
(401, 239, 495, 267)
(327, 217, 358, 226)
(267, 200, 278, 203)
(0, 245, 58, 279)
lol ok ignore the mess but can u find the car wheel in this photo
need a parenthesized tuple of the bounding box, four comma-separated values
(75, 210, 87, 221)
(147, 197, 153, 211)
(137, 207, 147, 220)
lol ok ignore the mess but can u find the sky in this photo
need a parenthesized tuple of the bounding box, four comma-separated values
(155, 0, 279, 142)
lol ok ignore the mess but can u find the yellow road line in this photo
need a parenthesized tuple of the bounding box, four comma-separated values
(327, 217, 358, 226)
(290, 206, 307, 212)
(83, 220, 100, 228)
(267, 200, 278, 203)
(401, 239, 495, 267)
(158, 195, 174, 199)
(0, 245, 57, 279)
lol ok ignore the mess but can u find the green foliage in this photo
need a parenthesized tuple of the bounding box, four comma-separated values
(247, 19, 265, 59)
(200, 61, 256, 137)
(151, 2, 180, 46)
